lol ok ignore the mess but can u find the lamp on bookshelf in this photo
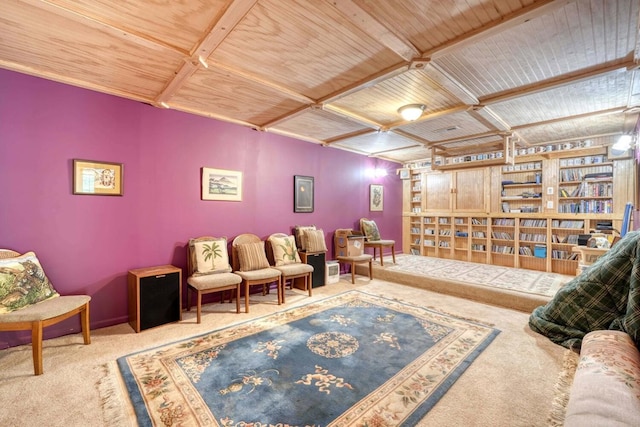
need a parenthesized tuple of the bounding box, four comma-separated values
(612, 134, 633, 151)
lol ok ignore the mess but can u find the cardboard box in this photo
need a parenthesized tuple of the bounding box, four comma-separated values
(335, 232, 364, 257)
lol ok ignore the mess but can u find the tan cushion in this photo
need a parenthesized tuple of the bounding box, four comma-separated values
(187, 272, 242, 291)
(236, 241, 270, 271)
(269, 235, 301, 266)
(189, 237, 232, 275)
(235, 268, 281, 281)
(294, 225, 316, 251)
(274, 263, 313, 276)
(0, 295, 90, 322)
(305, 229, 327, 252)
(0, 251, 59, 314)
(361, 219, 381, 241)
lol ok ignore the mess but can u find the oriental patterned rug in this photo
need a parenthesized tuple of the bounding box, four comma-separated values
(115, 290, 499, 426)
(385, 255, 570, 297)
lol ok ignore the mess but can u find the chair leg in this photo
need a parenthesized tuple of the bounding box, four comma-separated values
(81, 303, 91, 345)
(245, 282, 250, 313)
(196, 291, 202, 324)
(378, 246, 384, 266)
(186, 286, 192, 312)
(308, 273, 312, 296)
(351, 261, 356, 284)
(368, 260, 373, 280)
(234, 286, 240, 313)
(391, 244, 396, 264)
(31, 321, 44, 375)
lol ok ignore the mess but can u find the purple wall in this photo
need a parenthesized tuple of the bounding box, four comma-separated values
(0, 69, 402, 347)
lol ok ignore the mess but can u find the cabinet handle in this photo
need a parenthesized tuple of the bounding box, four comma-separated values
(155, 274, 166, 278)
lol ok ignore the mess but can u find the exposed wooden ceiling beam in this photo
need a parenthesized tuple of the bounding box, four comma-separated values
(511, 107, 627, 131)
(481, 57, 637, 105)
(156, 0, 258, 104)
(329, 0, 420, 61)
(324, 128, 379, 145)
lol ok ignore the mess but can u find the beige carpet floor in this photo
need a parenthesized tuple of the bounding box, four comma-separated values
(0, 277, 566, 426)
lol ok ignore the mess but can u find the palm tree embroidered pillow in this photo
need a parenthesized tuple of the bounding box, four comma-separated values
(269, 235, 301, 266)
(189, 237, 232, 275)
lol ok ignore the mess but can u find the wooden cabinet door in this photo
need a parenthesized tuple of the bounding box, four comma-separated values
(424, 172, 452, 211)
(453, 169, 488, 212)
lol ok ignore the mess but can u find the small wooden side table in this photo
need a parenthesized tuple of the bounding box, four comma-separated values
(128, 265, 182, 332)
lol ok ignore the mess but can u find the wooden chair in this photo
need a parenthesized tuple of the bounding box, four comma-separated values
(360, 218, 396, 266)
(231, 234, 282, 313)
(266, 233, 313, 303)
(0, 249, 90, 375)
(334, 230, 373, 284)
(186, 237, 243, 323)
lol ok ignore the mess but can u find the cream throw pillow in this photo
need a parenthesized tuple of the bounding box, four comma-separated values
(0, 251, 59, 313)
(305, 229, 328, 252)
(295, 225, 316, 251)
(237, 241, 270, 271)
(189, 237, 232, 275)
(269, 235, 301, 266)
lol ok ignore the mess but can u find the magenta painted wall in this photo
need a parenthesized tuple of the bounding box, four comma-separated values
(0, 69, 402, 347)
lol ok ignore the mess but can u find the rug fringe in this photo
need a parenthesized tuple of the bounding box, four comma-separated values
(97, 361, 135, 427)
(547, 349, 579, 426)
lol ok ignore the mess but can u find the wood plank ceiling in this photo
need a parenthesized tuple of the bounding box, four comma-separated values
(1, 0, 638, 164)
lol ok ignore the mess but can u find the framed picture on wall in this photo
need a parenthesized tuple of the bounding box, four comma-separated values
(370, 184, 383, 211)
(201, 167, 243, 201)
(294, 175, 314, 213)
(73, 159, 123, 196)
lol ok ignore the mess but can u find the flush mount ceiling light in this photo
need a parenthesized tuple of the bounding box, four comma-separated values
(612, 134, 633, 151)
(398, 104, 426, 121)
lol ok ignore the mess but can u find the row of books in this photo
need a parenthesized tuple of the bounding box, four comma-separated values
(551, 251, 580, 260)
(560, 182, 613, 198)
(472, 231, 486, 237)
(493, 218, 516, 226)
(558, 200, 613, 213)
(471, 218, 488, 225)
(492, 245, 515, 254)
(491, 232, 514, 239)
(559, 166, 612, 182)
(471, 244, 486, 251)
(439, 241, 450, 247)
(551, 234, 580, 244)
(519, 233, 547, 242)
(551, 220, 584, 228)
(520, 219, 547, 227)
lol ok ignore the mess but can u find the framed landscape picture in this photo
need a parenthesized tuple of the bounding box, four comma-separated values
(370, 184, 383, 211)
(73, 159, 123, 196)
(201, 167, 242, 201)
(294, 175, 314, 213)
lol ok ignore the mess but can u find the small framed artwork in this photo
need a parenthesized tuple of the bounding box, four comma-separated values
(294, 175, 314, 213)
(201, 167, 243, 201)
(73, 159, 123, 196)
(370, 184, 383, 211)
(398, 168, 411, 180)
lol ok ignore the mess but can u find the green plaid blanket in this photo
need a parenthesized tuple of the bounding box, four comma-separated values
(529, 231, 640, 350)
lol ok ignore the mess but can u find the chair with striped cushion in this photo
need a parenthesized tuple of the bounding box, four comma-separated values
(231, 234, 282, 313)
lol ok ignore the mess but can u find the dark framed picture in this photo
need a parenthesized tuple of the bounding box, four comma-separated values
(73, 159, 123, 196)
(294, 175, 314, 213)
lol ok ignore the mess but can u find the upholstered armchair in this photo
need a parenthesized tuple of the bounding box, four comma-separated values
(0, 249, 91, 375)
(186, 236, 243, 323)
(359, 218, 396, 266)
(231, 234, 282, 313)
(266, 233, 313, 302)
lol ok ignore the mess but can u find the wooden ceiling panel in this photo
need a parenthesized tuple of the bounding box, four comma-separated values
(47, 0, 231, 53)
(269, 109, 370, 141)
(514, 114, 626, 144)
(0, 0, 182, 100)
(333, 131, 421, 154)
(328, 69, 461, 125)
(170, 68, 306, 126)
(433, 0, 638, 97)
(211, 0, 402, 99)
(354, 0, 538, 54)
(490, 71, 632, 127)
(398, 110, 493, 143)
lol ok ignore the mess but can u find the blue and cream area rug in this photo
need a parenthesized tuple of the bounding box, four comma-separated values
(116, 291, 499, 426)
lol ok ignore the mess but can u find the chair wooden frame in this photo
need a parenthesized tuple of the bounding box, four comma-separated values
(360, 218, 396, 266)
(0, 249, 91, 375)
(186, 237, 242, 323)
(231, 234, 282, 313)
(266, 233, 313, 303)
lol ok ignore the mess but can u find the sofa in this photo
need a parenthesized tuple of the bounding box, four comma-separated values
(564, 330, 640, 426)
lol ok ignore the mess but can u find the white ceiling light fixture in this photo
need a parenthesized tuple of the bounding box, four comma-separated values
(398, 104, 426, 121)
(612, 134, 633, 151)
